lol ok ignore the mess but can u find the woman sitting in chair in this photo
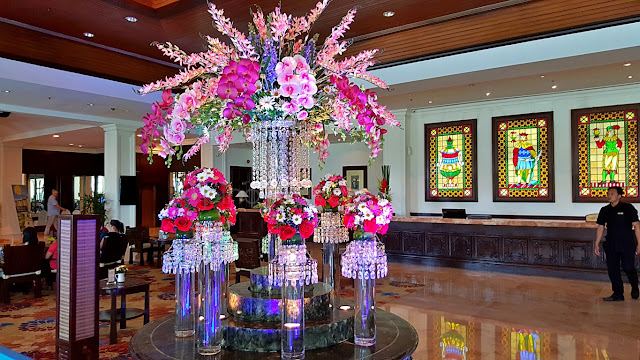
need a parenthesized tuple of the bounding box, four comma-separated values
(22, 227, 38, 246)
(101, 220, 124, 250)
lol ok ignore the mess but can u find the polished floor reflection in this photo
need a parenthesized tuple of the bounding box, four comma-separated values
(379, 262, 640, 360)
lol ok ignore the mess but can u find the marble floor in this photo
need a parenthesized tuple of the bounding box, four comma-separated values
(380, 261, 640, 360)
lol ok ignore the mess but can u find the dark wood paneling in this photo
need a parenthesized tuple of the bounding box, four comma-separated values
(529, 238, 560, 266)
(426, 233, 449, 256)
(402, 231, 424, 255)
(450, 234, 472, 259)
(502, 237, 528, 264)
(563, 241, 593, 269)
(382, 231, 403, 254)
(475, 235, 501, 261)
(235, 211, 267, 239)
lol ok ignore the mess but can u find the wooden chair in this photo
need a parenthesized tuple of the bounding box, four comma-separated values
(234, 238, 261, 283)
(0, 242, 45, 303)
(127, 226, 157, 266)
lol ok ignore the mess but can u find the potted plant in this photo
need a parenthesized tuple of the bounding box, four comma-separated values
(114, 265, 128, 283)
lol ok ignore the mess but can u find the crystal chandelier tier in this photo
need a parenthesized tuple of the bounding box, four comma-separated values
(268, 242, 318, 287)
(314, 212, 349, 244)
(249, 119, 312, 200)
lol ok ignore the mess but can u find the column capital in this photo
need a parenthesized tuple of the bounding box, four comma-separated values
(101, 124, 139, 134)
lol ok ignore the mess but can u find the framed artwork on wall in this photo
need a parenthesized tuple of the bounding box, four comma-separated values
(572, 104, 640, 202)
(424, 119, 477, 202)
(342, 166, 368, 192)
(492, 112, 555, 202)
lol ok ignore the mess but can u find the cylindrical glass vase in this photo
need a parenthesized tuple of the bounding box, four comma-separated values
(354, 273, 376, 346)
(221, 262, 229, 319)
(322, 242, 339, 308)
(174, 265, 195, 337)
(197, 262, 223, 355)
(281, 264, 305, 360)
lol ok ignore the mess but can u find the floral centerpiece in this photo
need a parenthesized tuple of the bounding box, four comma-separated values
(114, 265, 128, 274)
(182, 167, 237, 227)
(313, 174, 349, 211)
(343, 190, 393, 238)
(158, 197, 199, 236)
(137, 0, 400, 166)
(262, 193, 318, 244)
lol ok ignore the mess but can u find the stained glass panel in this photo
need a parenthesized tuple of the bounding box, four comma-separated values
(493, 113, 554, 201)
(572, 105, 639, 202)
(425, 120, 477, 201)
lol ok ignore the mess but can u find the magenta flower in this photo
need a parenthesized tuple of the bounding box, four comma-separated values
(217, 80, 239, 100)
(280, 83, 300, 98)
(282, 101, 300, 115)
(277, 72, 297, 85)
(170, 118, 187, 133)
(293, 55, 310, 72)
(297, 110, 309, 120)
(297, 95, 314, 109)
(242, 114, 251, 124)
(275, 56, 297, 75)
(299, 81, 317, 96)
(222, 60, 238, 75)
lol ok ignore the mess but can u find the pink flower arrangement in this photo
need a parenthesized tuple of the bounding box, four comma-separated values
(158, 198, 198, 234)
(343, 190, 393, 236)
(183, 168, 237, 226)
(262, 194, 319, 243)
(137, 1, 400, 166)
(313, 174, 349, 211)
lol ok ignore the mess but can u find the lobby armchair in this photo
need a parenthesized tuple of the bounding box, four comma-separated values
(0, 243, 44, 303)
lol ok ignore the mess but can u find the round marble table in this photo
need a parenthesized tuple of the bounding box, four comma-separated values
(129, 310, 418, 360)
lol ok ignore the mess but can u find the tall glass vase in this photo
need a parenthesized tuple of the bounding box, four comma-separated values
(220, 262, 229, 319)
(197, 262, 223, 355)
(322, 242, 339, 308)
(174, 265, 195, 337)
(354, 270, 376, 346)
(282, 263, 305, 360)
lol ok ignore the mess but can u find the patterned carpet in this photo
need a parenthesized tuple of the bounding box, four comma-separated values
(0, 261, 423, 359)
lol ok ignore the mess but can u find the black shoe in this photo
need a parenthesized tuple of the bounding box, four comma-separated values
(603, 294, 624, 302)
(632, 288, 639, 300)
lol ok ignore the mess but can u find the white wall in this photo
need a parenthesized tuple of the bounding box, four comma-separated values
(398, 83, 640, 217)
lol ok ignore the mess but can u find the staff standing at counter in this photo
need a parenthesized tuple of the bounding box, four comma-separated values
(594, 186, 640, 301)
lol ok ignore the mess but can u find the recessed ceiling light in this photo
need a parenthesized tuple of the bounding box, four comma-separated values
(125, 16, 138, 22)
(624, 63, 631, 67)
(383, 11, 395, 17)
(540, 75, 545, 78)
(428, 100, 433, 104)
(136, 134, 143, 137)
(628, 75, 633, 79)
(78, 144, 83, 148)
(52, 134, 60, 138)
(83, 32, 94, 38)
(339, 305, 351, 310)
(485, 92, 491, 96)
(551, 85, 558, 89)
(3, 90, 10, 93)
(87, 103, 94, 106)
(69, 143, 74, 146)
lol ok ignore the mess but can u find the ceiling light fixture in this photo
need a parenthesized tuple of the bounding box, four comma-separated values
(383, 11, 395, 17)
(551, 85, 558, 89)
(78, 145, 83, 148)
(53, 134, 60, 138)
(428, 100, 433, 104)
(628, 75, 633, 79)
(485, 92, 491, 96)
(125, 16, 138, 22)
(137, 134, 143, 137)
(624, 63, 631, 67)
(87, 103, 94, 106)
(83, 32, 94, 38)
(69, 143, 74, 146)
(540, 75, 545, 78)
(3, 90, 10, 93)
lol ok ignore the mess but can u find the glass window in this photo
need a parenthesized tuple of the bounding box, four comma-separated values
(28, 175, 45, 212)
(170, 172, 186, 198)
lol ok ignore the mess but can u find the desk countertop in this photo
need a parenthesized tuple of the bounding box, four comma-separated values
(391, 216, 598, 229)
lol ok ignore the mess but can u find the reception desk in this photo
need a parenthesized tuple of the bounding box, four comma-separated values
(379, 216, 613, 278)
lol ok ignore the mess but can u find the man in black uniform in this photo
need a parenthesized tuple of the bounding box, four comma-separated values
(594, 186, 640, 301)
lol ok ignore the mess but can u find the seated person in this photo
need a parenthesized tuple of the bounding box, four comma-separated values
(42, 239, 57, 286)
(22, 227, 38, 246)
(100, 220, 124, 250)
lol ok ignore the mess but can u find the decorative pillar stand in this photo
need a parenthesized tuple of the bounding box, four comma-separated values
(342, 233, 388, 347)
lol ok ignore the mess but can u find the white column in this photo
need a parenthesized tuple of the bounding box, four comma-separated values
(201, 143, 228, 177)
(383, 109, 409, 216)
(0, 144, 23, 236)
(102, 124, 137, 228)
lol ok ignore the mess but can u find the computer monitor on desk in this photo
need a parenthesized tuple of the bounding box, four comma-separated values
(442, 209, 467, 219)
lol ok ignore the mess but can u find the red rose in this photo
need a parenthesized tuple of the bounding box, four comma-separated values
(197, 197, 215, 211)
(219, 185, 228, 194)
(229, 213, 237, 226)
(267, 223, 277, 234)
(328, 195, 340, 208)
(340, 186, 348, 194)
(279, 225, 296, 240)
(343, 213, 355, 228)
(315, 196, 326, 207)
(217, 195, 233, 211)
(363, 219, 378, 233)
(174, 216, 193, 232)
(220, 215, 226, 224)
(379, 224, 389, 235)
(161, 218, 176, 233)
(299, 220, 314, 239)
